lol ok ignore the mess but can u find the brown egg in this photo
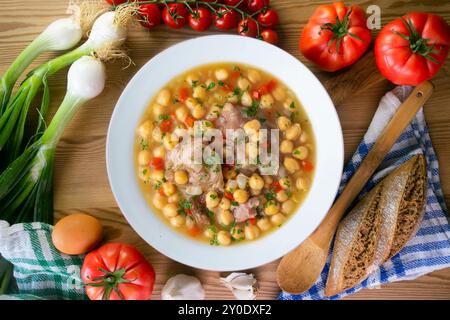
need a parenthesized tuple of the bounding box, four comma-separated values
(52, 213, 103, 255)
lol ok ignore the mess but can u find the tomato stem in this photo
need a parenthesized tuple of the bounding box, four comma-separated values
(86, 267, 135, 300)
(319, 7, 364, 54)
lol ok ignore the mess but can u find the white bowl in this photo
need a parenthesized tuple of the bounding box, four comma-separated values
(106, 35, 343, 271)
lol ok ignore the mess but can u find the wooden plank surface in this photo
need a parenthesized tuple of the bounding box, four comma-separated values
(1, 0, 450, 299)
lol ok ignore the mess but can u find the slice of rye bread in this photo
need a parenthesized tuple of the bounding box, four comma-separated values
(324, 155, 427, 296)
(324, 183, 385, 296)
(371, 154, 427, 268)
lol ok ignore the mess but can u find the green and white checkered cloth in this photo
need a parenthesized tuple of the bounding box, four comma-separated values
(0, 220, 87, 300)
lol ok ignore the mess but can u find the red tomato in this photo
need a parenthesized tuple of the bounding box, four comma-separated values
(247, 0, 269, 13)
(81, 243, 155, 300)
(189, 7, 213, 32)
(138, 4, 161, 28)
(160, 119, 172, 132)
(299, 2, 372, 72)
(238, 18, 258, 37)
(184, 115, 195, 128)
(252, 90, 261, 100)
(178, 86, 189, 102)
(214, 8, 239, 30)
(188, 225, 201, 237)
(258, 8, 278, 27)
(151, 157, 164, 170)
(105, 0, 127, 5)
(271, 181, 283, 193)
(162, 3, 188, 29)
(225, 0, 245, 7)
(224, 191, 234, 200)
(375, 12, 450, 85)
(302, 160, 314, 172)
(248, 217, 256, 225)
(261, 29, 279, 44)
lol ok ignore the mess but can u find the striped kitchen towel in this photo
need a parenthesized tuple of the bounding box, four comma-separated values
(0, 221, 87, 300)
(279, 85, 450, 300)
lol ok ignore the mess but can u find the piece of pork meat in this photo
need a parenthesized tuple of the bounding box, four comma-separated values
(190, 194, 211, 228)
(216, 103, 244, 134)
(232, 197, 260, 223)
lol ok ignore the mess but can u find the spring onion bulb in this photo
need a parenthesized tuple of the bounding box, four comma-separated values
(0, 56, 106, 225)
(0, 17, 82, 115)
(0, 10, 129, 167)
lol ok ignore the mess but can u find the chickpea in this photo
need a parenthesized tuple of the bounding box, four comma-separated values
(157, 89, 171, 106)
(285, 123, 302, 140)
(276, 190, 289, 202)
(226, 92, 238, 103)
(138, 167, 151, 181)
(277, 116, 291, 131)
(162, 182, 176, 196)
(264, 201, 279, 216)
(152, 145, 165, 158)
(138, 150, 151, 166)
(280, 140, 293, 154)
(185, 97, 197, 109)
(284, 157, 300, 173)
(271, 213, 286, 226)
(193, 86, 206, 100)
(279, 177, 291, 190)
(300, 131, 309, 144)
(175, 106, 189, 122)
(233, 189, 249, 204)
(293, 146, 309, 160)
(281, 199, 296, 214)
(244, 225, 260, 240)
(241, 91, 253, 107)
(283, 98, 296, 111)
(249, 174, 264, 190)
(170, 215, 185, 228)
(149, 170, 164, 181)
(163, 203, 178, 218)
(247, 69, 261, 84)
(204, 228, 215, 239)
(219, 197, 231, 210)
(231, 225, 245, 240)
(296, 176, 309, 191)
(168, 193, 180, 204)
(217, 231, 231, 246)
(207, 105, 222, 119)
(272, 86, 286, 101)
(152, 127, 163, 142)
(251, 188, 262, 196)
(215, 68, 229, 81)
(186, 73, 199, 86)
(153, 194, 167, 210)
(206, 191, 220, 208)
(243, 119, 261, 134)
(174, 170, 188, 185)
(192, 104, 206, 119)
(237, 77, 251, 91)
(163, 134, 177, 150)
(260, 94, 274, 109)
(263, 175, 273, 188)
(153, 104, 165, 118)
(257, 217, 272, 231)
(138, 120, 153, 139)
(218, 210, 234, 226)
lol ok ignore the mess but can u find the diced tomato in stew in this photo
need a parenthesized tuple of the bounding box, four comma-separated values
(151, 157, 165, 170)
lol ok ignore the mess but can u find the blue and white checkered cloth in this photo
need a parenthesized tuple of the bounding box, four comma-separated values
(279, 85, 450, 300)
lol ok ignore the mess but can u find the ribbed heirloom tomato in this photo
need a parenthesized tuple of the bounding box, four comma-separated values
(299, 2, 372, 72)
(81, 243, 155, 300)
(375, 12, 450, 85)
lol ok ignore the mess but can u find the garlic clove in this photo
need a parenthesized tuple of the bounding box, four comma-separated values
(220, 272, 258, 300)
(161, 274, 205, 300)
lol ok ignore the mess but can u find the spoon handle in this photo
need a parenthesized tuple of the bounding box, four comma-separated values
(312, 81, 434, 247)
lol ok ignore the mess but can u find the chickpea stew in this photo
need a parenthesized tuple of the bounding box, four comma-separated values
(135, 63, 315, 246)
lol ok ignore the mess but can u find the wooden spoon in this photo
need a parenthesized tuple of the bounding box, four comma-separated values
(277, 81, 434, 295)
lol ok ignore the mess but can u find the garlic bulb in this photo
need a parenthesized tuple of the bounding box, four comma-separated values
(220, 272, 258, 300)
(161, 274, 205, 300)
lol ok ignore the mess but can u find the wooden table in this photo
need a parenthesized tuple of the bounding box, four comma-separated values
(1, 0, 450, 300)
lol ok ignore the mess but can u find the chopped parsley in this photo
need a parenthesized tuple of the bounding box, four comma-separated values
(289, 101, 296, 109)
(209, 194, 217, 200)
(140, 139, 148, 151)
(153, 181, 162, 190)
(275, 111, 282, 118)
(231, 201, 239, 207)
(218, 80, 225, 87)
(191, 80, 199, 88)
(233, 65, 241, 72)
(205, 82, 216, 91)
(264, 190, 276, 201)
(206, 208, 215, 221)
(179, 199, 192, 210)
(158, 114, 170, 121)
(243, 100, 260, 117)
(293, 149, 301, 155)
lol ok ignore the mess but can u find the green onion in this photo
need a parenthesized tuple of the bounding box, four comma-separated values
(0, 17, 83, 115)
(0, 56, 106, 225)
(0, 11, 128, 167)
